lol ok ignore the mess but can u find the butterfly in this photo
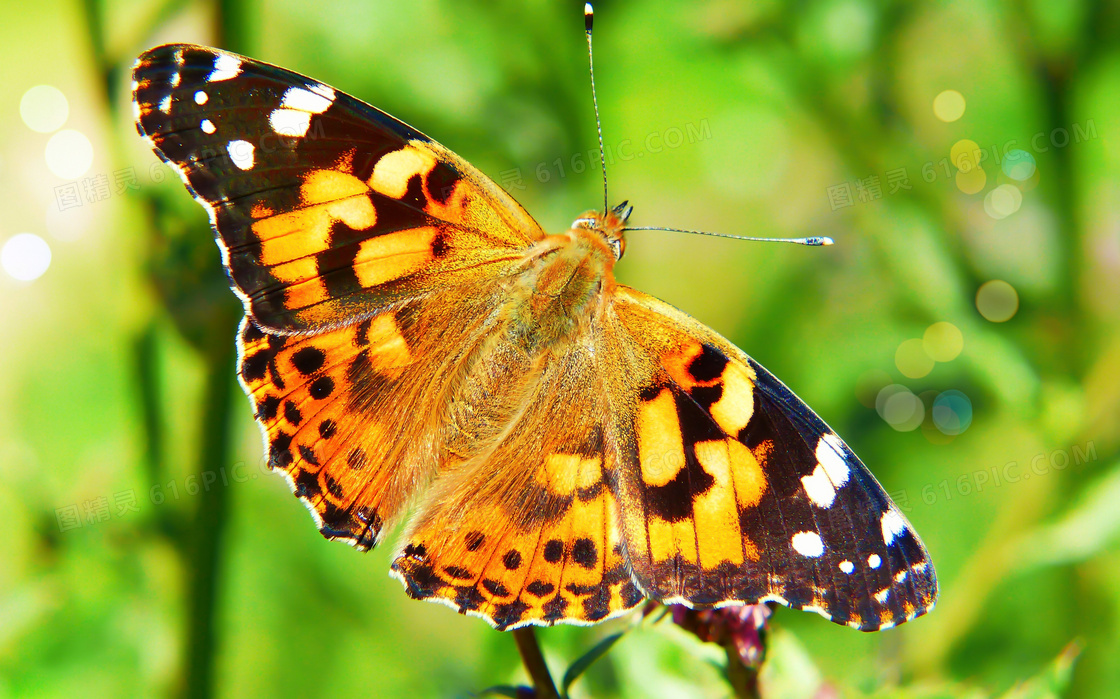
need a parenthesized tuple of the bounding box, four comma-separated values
(131, 31, 937, 633)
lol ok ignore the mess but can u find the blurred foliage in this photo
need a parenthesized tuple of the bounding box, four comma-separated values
(2, 0, 1120, 697)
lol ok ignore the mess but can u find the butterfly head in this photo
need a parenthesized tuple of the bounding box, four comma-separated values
(572, 201, 632, 260)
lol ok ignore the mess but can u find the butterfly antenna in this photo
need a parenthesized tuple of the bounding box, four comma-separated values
(623, 226, 835, 246)
(585, 3, 609, 214)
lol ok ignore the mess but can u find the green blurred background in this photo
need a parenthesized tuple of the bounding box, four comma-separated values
(2, 0, 1119, 697)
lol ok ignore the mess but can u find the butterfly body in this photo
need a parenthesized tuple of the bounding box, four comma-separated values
(133, 43, 937, 632)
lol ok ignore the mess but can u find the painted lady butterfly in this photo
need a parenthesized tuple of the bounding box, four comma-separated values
(132, 9, 936, 632)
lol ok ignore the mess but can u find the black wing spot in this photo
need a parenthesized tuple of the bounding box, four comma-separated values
(502, 550, 523, 570)
(309, 376, 335, 399)
(269, 432, 293, 468)
(324, 474, 344, 499)
(571, 538, 598, 569)
(291, 346, 325, 375)
(646, 446, 714, 522)
(241, 351, 270, 381)
(688, 344, 728, 382)
(543, 539, 564, 563)
(283, 400, 302, 426)
(257, 395, 281, 421)
(443, 566, 474, 581)
(297, 444, 319, 466)
(347, 448, 367, 471)
(482, 579, 510, 597)
(525, 581, 555, 597)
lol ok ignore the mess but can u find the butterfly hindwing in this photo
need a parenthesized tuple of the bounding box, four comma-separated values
(133, 44, 544, 332)
(607, 287, 937, 630)
(391, 339, 644, 630)
(235, 272, 519, 550)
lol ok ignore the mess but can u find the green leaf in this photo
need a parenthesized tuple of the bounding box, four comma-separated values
(996, 641, 1081, 699)
(1013, 460, 1120, 569)
(559, 631, 625, 699)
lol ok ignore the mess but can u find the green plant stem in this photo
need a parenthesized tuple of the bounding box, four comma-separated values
(722, 641, 760, 699)
(180, 339, 237, 699)
(513, 627, 559, 699)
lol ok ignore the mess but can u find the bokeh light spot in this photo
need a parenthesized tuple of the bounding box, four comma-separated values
(932, 390, 973, 435)
(1, 233, 52, 281)
(20, 85, 69, 133)
(45, 129, 94, 179)
(951, 139, 983, 172)
(983, 184, 1022, 219)
(933, 90, 965, 122)
(896, 338, 934, 379)
(877, 384, 924, 431)
(923, 322, 963, 362)
(956, 166, 986, 194)
(976, 280, 1019, 322)
(1002, 149, 1036, 181)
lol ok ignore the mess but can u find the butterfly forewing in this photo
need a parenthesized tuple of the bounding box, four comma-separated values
(133, 44, 544, 332)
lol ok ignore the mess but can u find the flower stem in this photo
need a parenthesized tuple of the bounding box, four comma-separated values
(722, 640, 761, 699)
(513, 627, 559, 699)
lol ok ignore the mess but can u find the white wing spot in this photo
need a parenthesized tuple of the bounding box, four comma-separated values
(269, 108, 312, 137)
(801, 465, 836, 508)
(281, 86, 333, 113)
(839, 560, 854, 574)
(227, 140, 255, 170)
(791, 531, 824, 558)
(816, 433, 851, 486)
(894, 569, 908, 583)
(881, 508, 907, 544)
(170, 72, 181, 88)
(158, 94, 172, 114)
(308, 82, 336, 100)
(200, 119, 216, 134)
(868, 553, 882, 569)
(874, 587, 891, 604)
(207, 53, 242, 82)
(194, 90, 208, 105)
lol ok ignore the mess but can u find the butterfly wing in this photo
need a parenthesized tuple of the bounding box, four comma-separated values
(605, 287, 937, 631)
(132, 44, 544, 332)
(133, 44, 550, 548)
(391, 340, 645, 630)
(390, 284, 936, 631)
(235, 275, 516, 550)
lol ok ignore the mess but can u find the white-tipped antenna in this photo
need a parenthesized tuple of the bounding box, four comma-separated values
(585, 3, 608, 214)
(623, 226, 834, 246)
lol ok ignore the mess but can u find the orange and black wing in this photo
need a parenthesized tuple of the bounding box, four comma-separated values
(133, 44, 544, 549)
(605, 287, 938, 631)
(133, 44, 543, 332)
(390, 340, 644, 629)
